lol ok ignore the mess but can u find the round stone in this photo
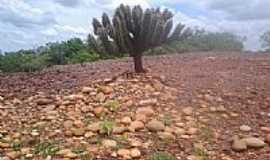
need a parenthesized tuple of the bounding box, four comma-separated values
(243, 137, 265, 148)
(182, 107, 193, 116)
(240, 125, 251, 132)
(117, 149, 130, 157)
(261, 127, 270, 133)
(174, 128, 185, 135)
(121, 117, 132, 124)
(232, 139, 247, 152)
(84, 131, 95, 138)
(113, 127, 127, 134)
(136, 107, 155, 116)
(87, 122, 100, 132)
(82, 87, 93, 93)
(71, 128, 85, 136)
(146, 120, 165, 132)
(266, 134, 270, 144)
(158, 132, 176, 140)
(187, 128, 198, 135)
(130, 148, 141, 158)
(102, 139, 117, 148)
(129, 121, 145, 132)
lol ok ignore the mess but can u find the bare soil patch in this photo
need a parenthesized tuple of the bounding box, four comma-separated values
(0, 52, 270, 160)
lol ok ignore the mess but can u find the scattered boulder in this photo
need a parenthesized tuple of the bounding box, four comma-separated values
(57, 149, 72, 156)
(102, 139, 117, 148)
(130, 140, 142, 147)
(63, 120, 73, 129)
(64, 94, 84, 101)
(158, 132, 176, 140)
(174, 128, 186, 136)
(266, 134, 270, 144)
(30, 131, 39, 137)
(135, 114, 147, 122)
(146, 120, 165, 132)
(216, 106, 226, 112)
(64, 152, 78, 158)
(139, 99, 157, 106)
(113, 127, 127, 134)
(42, 105, 56, 112)
(117, 149, 131, 158)
(187, 155, 204, 160)
(84, 131, 95, 138)
(187, 128, 198, 135)
(0, 142, 10, 148)
(94, 107, 105, 116)
(36, 98, 53, 105)
(240, 125, 251, 132)
(182, 107, 193, 116)
(121, 116, 132, 125)
(0, 96, 4, 101)
(261, 127, 270, 133)
(95, 92, 106, 102)
(81, 106, 92, 113)
(242, 137, 265, 148)
(130, 148, 141, 158)
(232, 139, 247, 152)
(71, 128, 85, 136)
(82, 87, 93, 93)
(136, 107, 155, 116)
(87, 122, 100, 132)
(99, 86, 114, 94)
(129, 121, 145, 132)
(74, 120, 84, 128)
(6, 151, 20, 159)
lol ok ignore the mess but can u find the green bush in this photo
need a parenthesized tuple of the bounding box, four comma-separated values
(0, 52, 49, 72)
(67, 50, 100, 64)
(20, 54, 49, 72)
(150, 152, 176, 160)
(261, 31, 270, 51)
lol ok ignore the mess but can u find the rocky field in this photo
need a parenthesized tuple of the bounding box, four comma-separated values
(0, 52, 270, 160)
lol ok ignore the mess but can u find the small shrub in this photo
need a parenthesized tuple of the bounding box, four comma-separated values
(80, 153, 93, 160)
(192, 145, 209, 160)
(34, 141, 59, 158)
(0, 52, 49, 72)
(72, 145, 93, 160)
(100, 120, 115, 136)
(12, 140, 24, 151)
(150, 152, 176, 160)
(198, 126, 214, 143)
(159, 114, 173, 126)
(67, 50, 100, 64)
(104, 100, 120, 111)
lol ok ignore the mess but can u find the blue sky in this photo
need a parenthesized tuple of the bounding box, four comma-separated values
(0, 0, 270, 52)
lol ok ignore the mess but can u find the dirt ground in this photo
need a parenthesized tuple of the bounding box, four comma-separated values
(0, 52, 270, 159)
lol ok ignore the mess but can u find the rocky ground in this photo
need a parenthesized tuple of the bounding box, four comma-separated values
(0, 52, 270, 160)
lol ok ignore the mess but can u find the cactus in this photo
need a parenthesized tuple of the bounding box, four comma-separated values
(89, 4, 190, 73)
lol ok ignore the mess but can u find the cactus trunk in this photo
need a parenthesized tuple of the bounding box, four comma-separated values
(133, 53, 144, 73)
(89, 4, 190, 73)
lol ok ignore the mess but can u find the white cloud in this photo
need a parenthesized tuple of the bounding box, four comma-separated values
(41, 28, 58, 36)
(0, 0, 269, 51)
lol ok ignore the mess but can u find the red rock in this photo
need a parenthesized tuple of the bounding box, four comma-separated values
(266, 134, 270, 144)
(261, 127, 270, 133)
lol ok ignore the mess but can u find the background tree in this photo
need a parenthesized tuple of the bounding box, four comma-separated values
(260, 31, 270, 51)
(88, 4, 191, 73)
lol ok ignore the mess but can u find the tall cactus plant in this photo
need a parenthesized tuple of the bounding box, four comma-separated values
(88, 4, 191, 73)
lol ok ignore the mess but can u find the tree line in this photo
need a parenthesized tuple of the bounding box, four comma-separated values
(0, 4, 259, 73)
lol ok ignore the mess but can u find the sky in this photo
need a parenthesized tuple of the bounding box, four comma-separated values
(0, 0, 270, 52)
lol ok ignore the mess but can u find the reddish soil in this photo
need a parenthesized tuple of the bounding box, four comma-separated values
(0, 52, 270, 159)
